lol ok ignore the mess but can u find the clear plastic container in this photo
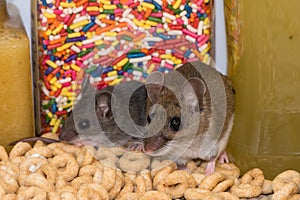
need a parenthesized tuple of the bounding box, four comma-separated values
(225, 0, 300, 179)
(0, 0, 34, 150)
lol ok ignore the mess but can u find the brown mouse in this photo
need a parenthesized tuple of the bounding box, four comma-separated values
(143, 61, 235, 174)
(59, 79, 148, 148)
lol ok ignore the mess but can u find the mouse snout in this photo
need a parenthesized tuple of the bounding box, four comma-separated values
(143, 135, 168, 153)
(59, 129, 78, 142)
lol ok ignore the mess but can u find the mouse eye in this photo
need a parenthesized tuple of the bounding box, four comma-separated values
(169, 117, 181, 132)
(77, 119, 90, 129)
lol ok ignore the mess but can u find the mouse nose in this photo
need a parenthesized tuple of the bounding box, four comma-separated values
(59, 130, 77, 141)
(144, 136, 168, 153)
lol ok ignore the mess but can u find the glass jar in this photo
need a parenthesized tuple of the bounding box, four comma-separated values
(0, 0, 34, 150)
(225, 0, 300, 179)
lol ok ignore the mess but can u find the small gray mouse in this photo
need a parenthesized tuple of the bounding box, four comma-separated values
(59, 79, 148, 148)
(143, 61, 235, 174)
(11, 80, 148, 148)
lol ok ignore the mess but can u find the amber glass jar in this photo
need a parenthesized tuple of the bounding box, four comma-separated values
(0, 0, 34, 150)
(225, 0, 300, 179)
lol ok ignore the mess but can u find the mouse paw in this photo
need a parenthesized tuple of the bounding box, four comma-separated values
(126, 141, 144, 152)
(218, 151, 229, 163)
(177, 164, 192, 173)
(205, 160, 216, 175)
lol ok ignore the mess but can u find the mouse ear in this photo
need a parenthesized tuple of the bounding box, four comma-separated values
(95, 91, 112, 120)
(145, 71, 164, 103)
(182, 77, 206, 111)
(80, 77, 94, 95)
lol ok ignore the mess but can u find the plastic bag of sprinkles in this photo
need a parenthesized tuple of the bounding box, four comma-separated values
(31, 0, 215, 135)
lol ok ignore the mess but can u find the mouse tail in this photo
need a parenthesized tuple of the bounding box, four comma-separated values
(9, 137, 63, 146)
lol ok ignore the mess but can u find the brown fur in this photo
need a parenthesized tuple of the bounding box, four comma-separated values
(144, 62, 235, 164)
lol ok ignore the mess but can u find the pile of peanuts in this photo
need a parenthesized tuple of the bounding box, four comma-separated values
(0, 139, 300, 199)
